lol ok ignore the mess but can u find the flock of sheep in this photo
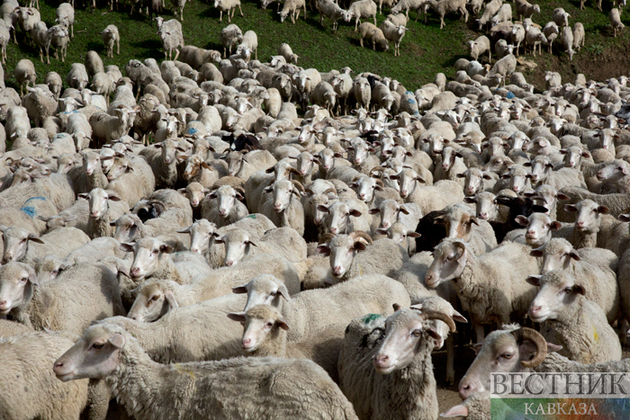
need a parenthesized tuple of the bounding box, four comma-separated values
(2, 0, 630, 419)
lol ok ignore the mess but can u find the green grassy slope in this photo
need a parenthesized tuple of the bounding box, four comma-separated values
(4, 0, 630, 92)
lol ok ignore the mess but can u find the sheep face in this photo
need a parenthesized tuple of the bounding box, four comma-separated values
(0, 225, 44, 264)
(424, 239, 467, 287)
(216, 229, 254, 267)
(317, 234, 367, 278)
(178, 219, 217, 254)
(373, 199, 406, 229)
(113, 214, 141, 243)
(500, 165, 531, 194)
(80, 188, 118, 219)
(320, 201, 363, 235)
(233, 274, 290, 313)
(122, 238, 173, 281)
(527, 270, 585, 323)
(54, 323, 125, 381)
(373, 306, 449, 374)
(209, 185, 242, 218)
(0, 262, 37, 314)
(565, 199, 608, 234)
(265, 180, 299, 213)
(391, 168, 421, 199)
(458, 327, 552, 399)
(350, 176, 382, 204)
(530, 238, 579, 274)
(229, 305, 288, 352)
(295, 152, 315, 177)
(128, 282, 176, 322)
(181, 183, 208, 208)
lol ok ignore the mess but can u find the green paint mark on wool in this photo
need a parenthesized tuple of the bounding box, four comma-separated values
(362, 314, 382, 324)
(247, 214, 257, 219)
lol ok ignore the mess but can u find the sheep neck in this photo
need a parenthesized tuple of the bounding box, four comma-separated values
(150, 255, 184, 284)
(374, 339, 438, 419)
(542, 298, 594, 363)
(107, 337, 184, 420)
(250, 327, 288, 358)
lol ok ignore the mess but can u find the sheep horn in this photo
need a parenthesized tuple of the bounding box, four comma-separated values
(234, 186, 246, 196)
(419, 309, 457, 333)
(323, 187, 337, 195)
(291, 180, 305, 193)
(374, 178, 384, 188)
(511, 327, 548, 368)
(370, 167, 385, 176)
(349, 231, 373, 245)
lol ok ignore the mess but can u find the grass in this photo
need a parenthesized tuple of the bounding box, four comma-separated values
(4, 0, 630, 93)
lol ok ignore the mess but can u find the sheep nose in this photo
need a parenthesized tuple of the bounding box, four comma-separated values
(130, 314, 138, 320)
(2, 254, 12, 263)
(91, 211, 99, 218)
(382, 222, 390, 229)
(459, 381, 475, 399)
(359, 193, 365, 199)
(530, 304, 542, 315)
(191, 248, 199, 253)
(466, 186, 475, 194)
(401, 190, 408, 197)
(0, 300, 9, 310)
(225, 260, 234, 267)
(130, 267, 141, 278)
(374, 354, 389, 368)
(333, 266, 342, 276)
(192, 201, 199, 207)
(53, 360, 64, 370)
(242, 338, 251, 347)
(330, 227, 338, 234)
(512, 186, 520, 192)
(479, 212, 488, 219)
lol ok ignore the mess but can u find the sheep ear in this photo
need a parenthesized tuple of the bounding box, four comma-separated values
(440, 404, 469, 418)
(108, 333, 125, 349)
(108, 194, 122, 202)
(529, 249, 544, 257)
(564, 204, 578, 213)
(317, 244, 331, 256)
(120, 243, 135, 253)
(28, 234, 45, 244)
(526, 275, 542, 287)
(276, 317, 290, 330)
(277, 283, 291, 301)
(349, 209, 362, 217)
(164, 290, 179, 310)
(514, 215, 529, 226)
(28, 271, 39, 286)
(392, 303, 402, 312)
(176, 226, 191, 233)
(572, 284, 586, 295)
(619, 214, 630, 222)
(232, 283, 248, 294)
(550, 221, 562, 231)
(78, 193, 89, 200)
(452, 310, 468, 323)
(407, 232, 421, 238)
(556, 193, 570, 201)
(569, 250, 581, 261)
(399, 206, 410, 215)
(368, 208, 380, 214)
(353, 241, 367, 251)
(597, 206, 609, 214)
(227, 312, 246, 323)
(316, 204, 330, 213)
(159, 244, 173, 254)
(547, 343, 563, 352)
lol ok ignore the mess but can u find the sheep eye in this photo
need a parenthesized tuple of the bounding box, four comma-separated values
(411, 329, 423, 337)
(52, 270, 59, 276)
(20, 238, 27, 243)
(151, 295, 160, 301)
(266, 322, 273, 328)
(152, 250, 159, 255)
(501, 353, 513, 359)
(92, 343, 104, 350)
(563, 287, 573, 293)
(20, 277, 28, 282)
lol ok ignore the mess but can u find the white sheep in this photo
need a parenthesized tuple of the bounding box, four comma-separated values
(527, 270, 622, 364)
(214, 0, 244, 22)
(101, 24, 119, 57)
(338, 302, 460, 420)
(425, 239, 539, 342)
(348, 0, 378, 31)
(610, 8, 624, 37)
(53, 323, 360, 420)
(14, 59, 36, 97)
(0, 262, 124, 334)
(380, 20, 407, 56)
(552, 7, 570, 27)
(515, 0, 539, 21)
(55, 2, 74, 38)
(279, 0, 306, 23)
(426, 0, 468, 29)
(530, 238, 619, 323)
(0, 330, 109, 420)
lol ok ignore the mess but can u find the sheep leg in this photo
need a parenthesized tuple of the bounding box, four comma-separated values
(39, 47, 44, 63)
(360, 37, 364, 47)
(303, 3, 307, 19)
(355, 18, 359, 31)
(445, 335, 455, 385)
(373, 15, 376, 26)
(219, 10, 223, 22)
(440, 16, 444, 29)
(474, 323, 485, 343)
(239, 4, 244, 16)
(117, 39, 120, 55)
